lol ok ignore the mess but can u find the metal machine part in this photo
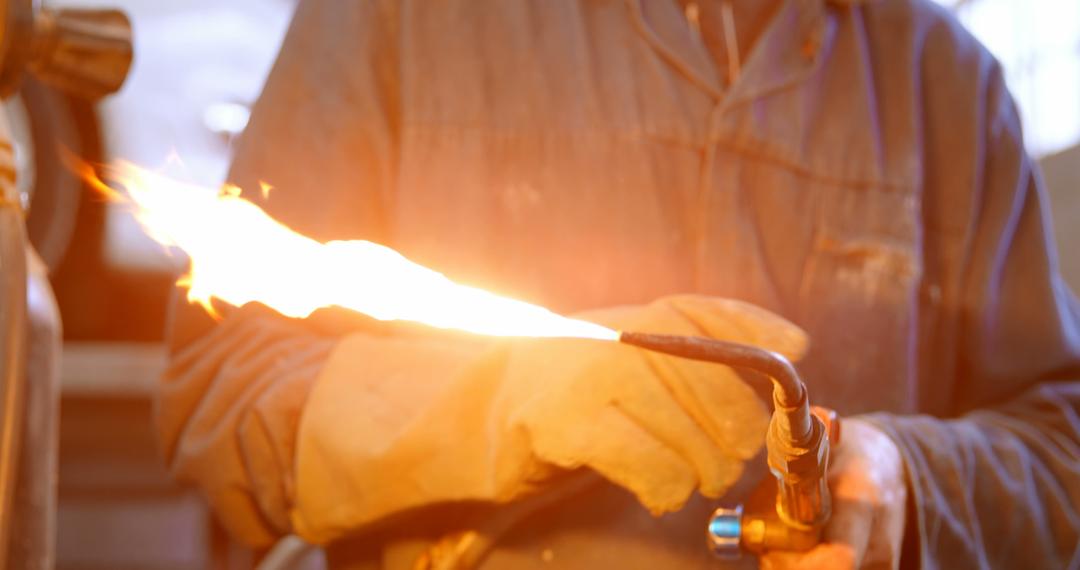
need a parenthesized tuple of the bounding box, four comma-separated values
(9, 249, 59, 570)
(0, 115, 27, 570)
(619, 331, 838, 556)
(5, 78, 96, 271)
(0, 1, 131, 568)
(0, 0, 128, 270)
(0, 0, 132, 99)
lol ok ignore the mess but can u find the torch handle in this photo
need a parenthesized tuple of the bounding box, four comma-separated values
(709, 407, 840, 557)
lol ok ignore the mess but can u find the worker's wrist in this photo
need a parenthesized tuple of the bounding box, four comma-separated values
(854, 413, 922, 568)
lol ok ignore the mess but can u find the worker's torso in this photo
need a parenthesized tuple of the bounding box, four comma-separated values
(316, 0, 987, 566)
(384, 0, 936, 417)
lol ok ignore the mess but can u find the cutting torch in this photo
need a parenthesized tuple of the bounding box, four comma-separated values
(619, 331, 840, 558)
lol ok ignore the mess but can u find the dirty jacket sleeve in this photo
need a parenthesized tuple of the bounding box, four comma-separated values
(864, 57, 1080, 568)
(156, 0, 400, 547)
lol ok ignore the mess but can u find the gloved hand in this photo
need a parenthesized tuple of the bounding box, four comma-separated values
(292, 295, 807, 544)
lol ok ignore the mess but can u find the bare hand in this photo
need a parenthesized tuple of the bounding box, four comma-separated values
(761, 418, 908, 570)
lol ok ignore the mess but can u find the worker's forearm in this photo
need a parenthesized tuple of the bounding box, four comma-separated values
(862, 382, 1080, 570)
(159, 302, 340, 546)
(161, 298, 493, 547)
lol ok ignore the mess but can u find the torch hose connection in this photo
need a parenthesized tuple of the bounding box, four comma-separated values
(618, 331, 813, 445)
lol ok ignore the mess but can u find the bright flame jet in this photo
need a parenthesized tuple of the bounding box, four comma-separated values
(79, 160, 617, 341)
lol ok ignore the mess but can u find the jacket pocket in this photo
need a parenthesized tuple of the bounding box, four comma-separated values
(796, 182, 923, 415)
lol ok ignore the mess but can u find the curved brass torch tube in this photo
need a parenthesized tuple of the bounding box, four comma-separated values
(618, 331, 812, 445)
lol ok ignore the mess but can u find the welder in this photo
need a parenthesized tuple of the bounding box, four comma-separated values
(158, 0, 1080, 568)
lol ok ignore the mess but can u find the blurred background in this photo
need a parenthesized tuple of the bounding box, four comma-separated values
(4, 0, 1076, 568)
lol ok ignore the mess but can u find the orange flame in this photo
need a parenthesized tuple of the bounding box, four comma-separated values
(79, 160, 617, 340)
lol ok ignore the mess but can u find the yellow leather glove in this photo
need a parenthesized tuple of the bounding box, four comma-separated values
(293, 295, 807, 544)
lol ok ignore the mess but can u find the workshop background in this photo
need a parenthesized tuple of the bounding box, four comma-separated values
(8, 0, 1077, 569)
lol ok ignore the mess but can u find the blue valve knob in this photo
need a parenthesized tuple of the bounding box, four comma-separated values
(707, 505, 743, 559)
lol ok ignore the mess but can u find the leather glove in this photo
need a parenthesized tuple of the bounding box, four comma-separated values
(293, 294, 807, 544)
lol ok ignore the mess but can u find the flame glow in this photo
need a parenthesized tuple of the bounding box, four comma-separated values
(80, 161, 617, 340)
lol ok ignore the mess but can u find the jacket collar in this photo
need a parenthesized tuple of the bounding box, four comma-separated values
(627, 0, 847, 108)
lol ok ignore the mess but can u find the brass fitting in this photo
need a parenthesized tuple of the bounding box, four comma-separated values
(740, 513, 822, 553)
(768, 399, 831, 530)
(0, 0, 132, 99)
